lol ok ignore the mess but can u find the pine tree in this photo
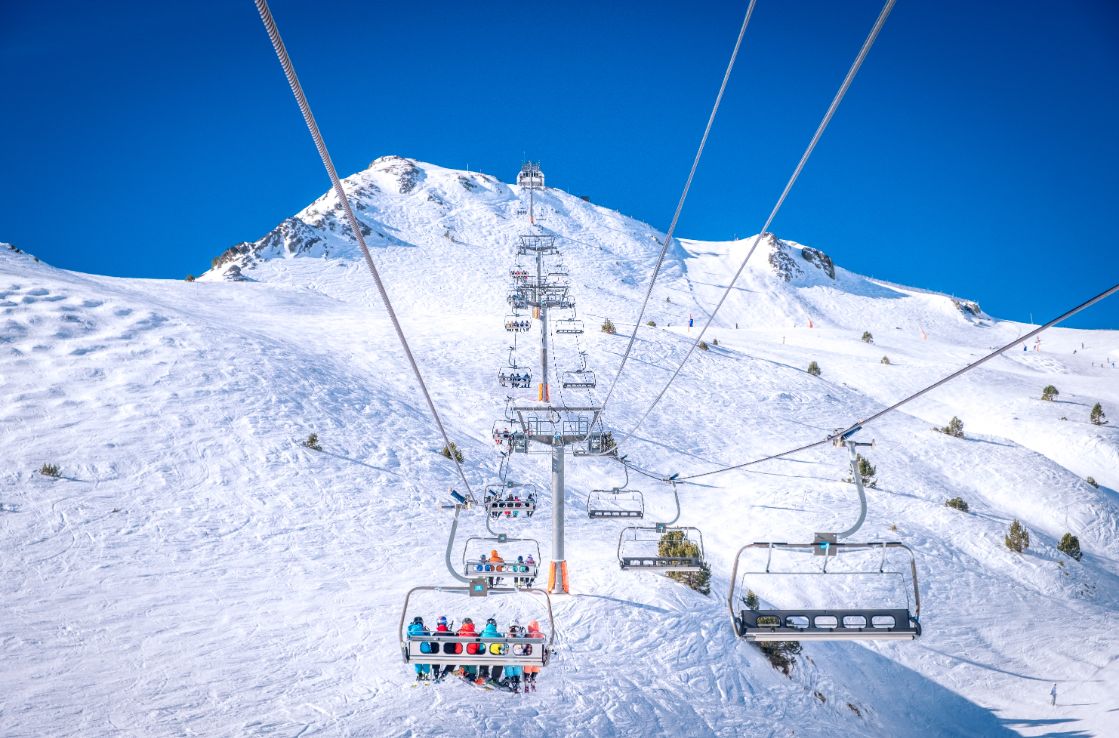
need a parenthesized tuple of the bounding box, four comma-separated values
(698, 340, 709, 351)
(441, 441, 464, 462)
(1057, 533, 1082, 561)
(1005, 519, 1030, 553)
(807, 361, 821, 376)
(1090, 402, 1106, 425)
(881, 356, 891, 365)
(743, 589, 759, 610)
(861, 331, 874, 344)
(39, 463, 61, 478)
(303, 433, 322, 451)
(601, 318, 616, 335)
(1086, 476, 1098, 488)
(658, 530, 709, 595)
(1041, 385, 1059, 401)
(940, 416, 965, 438)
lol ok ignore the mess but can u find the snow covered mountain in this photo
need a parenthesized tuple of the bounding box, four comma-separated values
(2, 157, 1118, 737)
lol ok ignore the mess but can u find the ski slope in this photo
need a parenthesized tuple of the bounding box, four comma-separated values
(2, 157, 1118, 737)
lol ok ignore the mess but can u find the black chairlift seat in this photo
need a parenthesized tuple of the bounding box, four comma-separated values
(735, 608, 920, 641)
(555, 319, 584, 335)
(727, 541, 922, 643)
(400, 586, 554, 669)
(587, 488, 644, 519)
(617, 526, 705, 573)
(561, 370, 596, 389)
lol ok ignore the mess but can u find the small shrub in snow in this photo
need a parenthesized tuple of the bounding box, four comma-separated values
(1041, 385, 1059, 401)
(757, 641, 802, 677)
(1090, 402, 1107, 425)
(698, 340, 709, 351)
(846, 453, 877, 488)
(601, 319, 616, 335)
(302, 433, 322, 451)
(1005, 519, 1030, 553)
(646, 320, 656, 327)
(441, 442, 464, 463)
(881, 355, 891, 365)
(1058, 533, 1082, 561)
(185, 274, 196, 282)
(939, 416, 965, 438)
(712, 338, 719, 347)
(659, 530, 710, 595)
(1086, 476, 1098, 488)
(807, 361, 821, 376)
(861, 331, 874, 344)
(39, 463, 61, 478)
(945, 496, 969, 512)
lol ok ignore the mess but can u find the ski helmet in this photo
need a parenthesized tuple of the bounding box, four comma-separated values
(412, 616, 423, 625)
(463, 617, 473, 625)
(486, 617, 497, 626)
(437, 615, 448, 626)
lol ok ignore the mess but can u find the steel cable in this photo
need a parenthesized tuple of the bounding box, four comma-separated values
(615, 0, 896, 449)
(254, 0, 476, 500)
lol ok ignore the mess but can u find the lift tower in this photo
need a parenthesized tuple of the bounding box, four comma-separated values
(517, 162, 545, 225)
(505, 234, 605, 594)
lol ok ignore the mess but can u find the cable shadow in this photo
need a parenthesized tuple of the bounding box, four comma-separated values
(921, 646, 1059, 682)
(315, 449, 402, 477)
(574, 593, 671, 615)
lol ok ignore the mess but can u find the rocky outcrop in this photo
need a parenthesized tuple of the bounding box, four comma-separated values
(801, 246, 835, 279)
(369, 155, 421, 194)
(766, 234, 803, 282)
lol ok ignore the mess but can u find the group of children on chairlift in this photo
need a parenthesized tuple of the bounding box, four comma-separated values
(407, 615, 544, 692)
(505, 318, 531, 332)
(484, 489, 537, 518)
(471, 549, 537, 587)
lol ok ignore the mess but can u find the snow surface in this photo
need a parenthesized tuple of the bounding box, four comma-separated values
(2, 157, 1118, 737)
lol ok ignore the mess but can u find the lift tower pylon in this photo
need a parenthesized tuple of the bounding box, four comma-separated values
(505, 233, 599, 594)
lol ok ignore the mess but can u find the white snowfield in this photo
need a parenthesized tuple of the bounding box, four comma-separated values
(2, 156, 1117, 737)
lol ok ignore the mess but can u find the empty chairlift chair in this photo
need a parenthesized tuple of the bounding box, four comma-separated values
(587, 488, 644, 519)
(554, 318, 584, 335)
(617, 525, 706, 572)
(727, 541, 922, 642)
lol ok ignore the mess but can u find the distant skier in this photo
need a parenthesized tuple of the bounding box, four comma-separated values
(407, 617, 433, 682)
(688, 314, 694, 331)
(1050, 683, 1057, 706)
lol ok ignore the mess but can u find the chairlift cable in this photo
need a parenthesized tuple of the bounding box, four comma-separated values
(673, 280, 1119, 482)
(600, 0, 758, 415)
(614, 0, 896, 451)
(253, 0, 477, 501)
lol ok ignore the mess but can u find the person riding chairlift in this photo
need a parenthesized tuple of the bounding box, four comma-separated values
(522, 620, 543, 691)
(456, 617, 481, 681)
(407, 617, 433, 681)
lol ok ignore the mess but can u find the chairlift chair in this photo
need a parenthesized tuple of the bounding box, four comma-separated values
(504, 314, 531, 333)
(587, 488, 644, 518)
(484, 483, 538, 519)
(400, 586, 554, 671)
(461, 535, 542, 587)
(727, 541, 921, 642)
(562, 369, 596, 390)
(617, 525, 706, 572)
(555, 318, 584, 335)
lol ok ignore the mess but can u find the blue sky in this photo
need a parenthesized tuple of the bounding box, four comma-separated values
(1, 0, 1116, 328)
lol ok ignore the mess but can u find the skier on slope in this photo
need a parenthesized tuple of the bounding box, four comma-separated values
(1050, 683, 1058, 706)
(406, 617, 433, 682)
